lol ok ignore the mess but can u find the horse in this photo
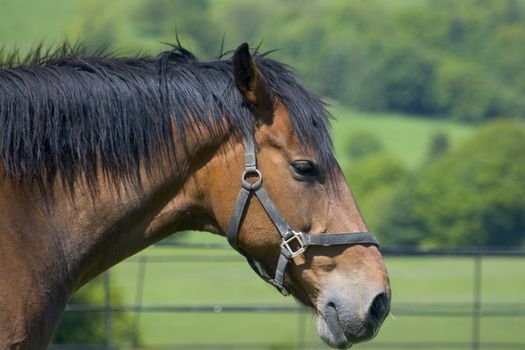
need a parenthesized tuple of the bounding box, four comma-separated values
(0, 42, 390, 349)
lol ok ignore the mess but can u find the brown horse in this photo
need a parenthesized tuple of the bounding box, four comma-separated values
(0, 42, 390, 349)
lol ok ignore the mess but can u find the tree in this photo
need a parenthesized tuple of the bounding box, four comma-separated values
(53, 276, 137, 346)
(372, 181, 426, 246)
(412, 120, 525, 247)
(345, 153, 408, 235)
(426, 131, 450, 161)
(133, 0, 219, 57)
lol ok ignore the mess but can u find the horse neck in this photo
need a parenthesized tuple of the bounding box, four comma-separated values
(0, 169, 181, 347)
(0, 120, 234, 348)
(0, 125, 228, 292)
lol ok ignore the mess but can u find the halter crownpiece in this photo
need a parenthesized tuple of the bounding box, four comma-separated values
(227, 135, 379, 296)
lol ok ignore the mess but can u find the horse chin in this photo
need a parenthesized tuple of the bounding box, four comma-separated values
(315, 313, 352, 349)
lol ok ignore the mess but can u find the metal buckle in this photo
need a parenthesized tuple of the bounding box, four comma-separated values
(241, 168, 262, 190)
(281, 231, 307, 258)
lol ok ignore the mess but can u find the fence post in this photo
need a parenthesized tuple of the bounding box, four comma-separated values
(296, 311, 306, 350)
(133, 256, 147, 347)
(103, 271, 112, 350)
(471, 253, 482, 350)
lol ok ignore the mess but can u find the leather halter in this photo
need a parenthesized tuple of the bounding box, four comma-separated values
(227, 135, 379, 296)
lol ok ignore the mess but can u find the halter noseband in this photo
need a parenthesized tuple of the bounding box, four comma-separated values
(227, 135, 379, 296)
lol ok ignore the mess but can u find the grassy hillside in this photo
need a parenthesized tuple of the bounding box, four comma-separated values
(331, 108, 473, 171)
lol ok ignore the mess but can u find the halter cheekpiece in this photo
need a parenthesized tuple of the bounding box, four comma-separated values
(227, 135, 379, 296)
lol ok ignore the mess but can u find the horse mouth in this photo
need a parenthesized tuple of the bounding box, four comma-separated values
(316, 303, 352, 349)
(315, 292, 389, 349)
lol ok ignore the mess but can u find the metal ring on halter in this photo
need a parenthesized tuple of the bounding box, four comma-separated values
(241, 169, 262, 190)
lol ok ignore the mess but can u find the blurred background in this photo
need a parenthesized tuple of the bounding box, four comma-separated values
(1, 0, 524, 349)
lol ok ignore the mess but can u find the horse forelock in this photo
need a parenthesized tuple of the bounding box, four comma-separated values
(0, 43, 336, 193)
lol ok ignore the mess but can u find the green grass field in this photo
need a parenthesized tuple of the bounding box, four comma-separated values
(330, 108, 473, 171)
(92, 240, 525, 349)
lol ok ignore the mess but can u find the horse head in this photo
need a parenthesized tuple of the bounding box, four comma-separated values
(191, 43, 391, 348)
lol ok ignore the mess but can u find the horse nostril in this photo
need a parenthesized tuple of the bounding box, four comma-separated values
(366, 292, 390, 336)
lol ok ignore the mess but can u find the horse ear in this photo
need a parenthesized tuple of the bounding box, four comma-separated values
(233, 43, 274, 122)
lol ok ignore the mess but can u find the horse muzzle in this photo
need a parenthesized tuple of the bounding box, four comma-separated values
(316, 288, 391, 349)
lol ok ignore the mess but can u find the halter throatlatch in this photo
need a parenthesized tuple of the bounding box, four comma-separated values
(227, 135, 379, 296)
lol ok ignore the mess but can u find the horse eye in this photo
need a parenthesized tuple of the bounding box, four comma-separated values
(291, 160, 319, 177)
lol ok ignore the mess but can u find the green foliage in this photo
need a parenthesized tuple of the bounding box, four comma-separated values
(345, 130, 384, 161)
(345, 152, 408, 233)
(426, 131, 450, 161)
(347, 153, 407, 198)
(412, 120, 525, 247)
(69, 1, 124, 49)
(332, 109, 473, 171)
(342, 119, 525, 248)
(188, 0, 525, 121)
(372, 182, 425, 246)
(431, 59, 513, 121)
(2, 0, 525, 121)
(53, 276, 138, 345)
(133, 0, 218, 57)
(348, 41, 438, 114)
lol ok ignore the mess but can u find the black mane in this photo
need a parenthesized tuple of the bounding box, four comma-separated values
(0, 43, 335, 192)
